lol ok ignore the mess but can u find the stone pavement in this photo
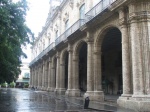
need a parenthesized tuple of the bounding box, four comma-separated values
(0, 88, 135, 112)
(45, 92, 135, 112)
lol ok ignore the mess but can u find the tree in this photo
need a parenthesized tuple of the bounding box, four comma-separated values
(0, 0, 34, 83)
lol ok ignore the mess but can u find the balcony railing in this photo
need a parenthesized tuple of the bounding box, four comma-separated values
(85, 0, 116, 22)
(55, 19, 85, 46)
(30, 0, 117, 66)
(29, 42, 55, 66)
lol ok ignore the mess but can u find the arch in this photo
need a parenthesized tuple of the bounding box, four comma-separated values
(94, 25, 120, 50)
(52, 56, 57, 68)
(60, 48, 68, 64)
(74, 39, 87, 55)
(98, 26, 122, 95)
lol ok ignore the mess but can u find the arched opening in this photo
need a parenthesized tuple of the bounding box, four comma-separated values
(46, 61, 49, 89)
(101, 27, 122, 95)
(64, 52, 68, 89)
(79, 42, 87, 94)
(54, 57, 57, 88)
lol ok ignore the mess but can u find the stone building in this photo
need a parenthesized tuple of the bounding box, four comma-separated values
(29, 0, 150, 111)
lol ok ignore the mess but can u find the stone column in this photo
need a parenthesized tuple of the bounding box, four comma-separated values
(87, 40, 94, 92)
(73, 54, 80, 91)
(47, 57, 51, 91)
(129, 4, 144, 96)
(58, 53, 66, 94)
(85, 35, 100, 100)
(42, 60, 45, 90)
(38, 64, 41, 89)
(50, 65, 55, 91)
(118, 1, 150, 111)
(93, 46, 104, 101)
(66, 44, 80, 96)
(37, 64, 40, 89)
(29, 67, 33, 88)
(119, 9, 132, 96)
(32, 67, 35, 86)
(35, 66, 37, 87)
(55, 52, 61, 94)
(45, 61, 48, 90)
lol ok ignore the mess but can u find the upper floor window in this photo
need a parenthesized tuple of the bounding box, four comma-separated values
(79, 4, 85, 19)
(65, 20, 69, 30)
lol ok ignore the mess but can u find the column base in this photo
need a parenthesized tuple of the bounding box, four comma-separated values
(41, 86, 45, 91)
(37, 86, 41, 90)
(47, 87, 51, 91)
(84, 91, 104, 101)
(65, 89, 81, 97)
(49, 87, 55, 92)
(117, 95, 150, 111)
(54, 88, 66, 95)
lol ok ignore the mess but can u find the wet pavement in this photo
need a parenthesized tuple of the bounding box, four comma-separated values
(0, 88, 135, 112)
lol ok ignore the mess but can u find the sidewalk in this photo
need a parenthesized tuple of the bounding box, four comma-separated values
(32, 89, 135, 112)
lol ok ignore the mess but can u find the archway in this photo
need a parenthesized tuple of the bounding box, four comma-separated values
(64, 51, 68, 90)
(101, 27, 122, 95)
(78, 42, 87, 93)
(54, 57, 57, 89)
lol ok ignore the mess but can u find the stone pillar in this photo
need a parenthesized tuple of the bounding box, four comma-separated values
(50, 65, 55, 91)
(47, 57, 52, 91)
(118, 1, 150, 111)
(35, 66, 38, 87)
(73, 54, 79, 90)
(84, 39, 94, 98)
(37, 64, 40, 89)
(58, 52, 66, 94)
(93, 46, 104, 101)
(67, 46, 73, 90)
(50, 57, 56, 92)
(55, 52, 61, 94)
(119, 9, 132, 96)
(45, 61, 48, 90)
(129, 5, 144, 96)
(42, 60, 45, 90)
(29, 67, 33, 88)
(32, 67, 35, 87)
(85, 33, 104, 101)
(66, 44, 80, 96)
(38, 64, 42, 89)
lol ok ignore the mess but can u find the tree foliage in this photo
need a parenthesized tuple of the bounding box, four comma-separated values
(0, 0, 34, 83)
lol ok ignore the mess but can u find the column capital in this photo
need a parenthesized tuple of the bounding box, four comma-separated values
(118, 7, 128, 26)
(56, 52, 60, 58)
(48, 57, 52, 62)
(68, 43, 73, 52)
(86, 30, 94, 43)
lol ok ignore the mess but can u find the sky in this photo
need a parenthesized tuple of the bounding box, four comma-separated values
(22, 0, 50, 63)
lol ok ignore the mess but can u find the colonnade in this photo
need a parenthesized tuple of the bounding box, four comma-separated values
(29, 1, 150, 111)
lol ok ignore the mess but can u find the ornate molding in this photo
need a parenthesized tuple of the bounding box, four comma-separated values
(63, 12, 69, 22)
(69, 0, 74, 9)
(54, 24, 58, 31)
(129, 11, 150, 22)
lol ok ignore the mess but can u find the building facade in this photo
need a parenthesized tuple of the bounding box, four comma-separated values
(29, 0, 150, 111)
(16, 62, 30, 87)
